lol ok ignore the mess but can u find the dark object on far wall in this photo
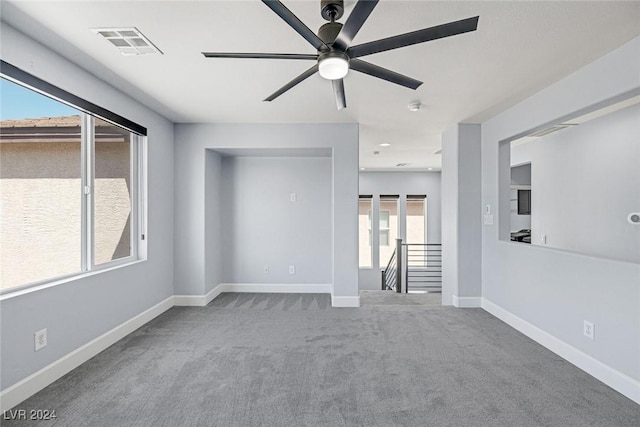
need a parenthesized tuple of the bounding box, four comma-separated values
(511, 229, 531, 243)
(201, 0, 479, 110)
(517, 189, 531, 215)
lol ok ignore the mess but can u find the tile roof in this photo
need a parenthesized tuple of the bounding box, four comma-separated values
(0, 115, 82, 128)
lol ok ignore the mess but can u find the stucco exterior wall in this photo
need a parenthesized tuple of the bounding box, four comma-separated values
(0, 138, 130, 289)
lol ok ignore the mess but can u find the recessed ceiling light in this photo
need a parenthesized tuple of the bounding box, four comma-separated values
(428, 167, 433, 171)
(408, 101, 422, 112)
(91, 27, 163, 56)
(379, 143, 391, 147)
(360, 167, 365, 170)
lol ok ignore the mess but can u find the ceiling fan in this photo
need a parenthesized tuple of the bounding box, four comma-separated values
(202, 0, 479, 110)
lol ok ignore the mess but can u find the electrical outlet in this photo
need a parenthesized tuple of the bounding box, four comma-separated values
(583, 320, 594, 340)
(289, 192, 297, 202)
(541, 235, 547, 245)
(34, 328, 47, 351)
(289, 265, 295, 275)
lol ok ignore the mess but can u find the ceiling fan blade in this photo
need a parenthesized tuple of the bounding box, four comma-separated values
(349, 16, 479, 58)
(333, 0, 379, 51)
(202, 52, 318, 60)
(262, 0, 328, 51)
(332, 79, 347, 110)
(264, 64, 319, 102)
(350, 59, 422, 90)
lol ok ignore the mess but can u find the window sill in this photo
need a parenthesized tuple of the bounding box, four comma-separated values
(0, 258, 146, 301)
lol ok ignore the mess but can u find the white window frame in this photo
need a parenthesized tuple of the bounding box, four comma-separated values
(0, 74, 146, 296)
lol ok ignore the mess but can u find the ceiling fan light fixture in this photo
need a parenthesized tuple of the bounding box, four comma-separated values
(318, 54, 349, 80)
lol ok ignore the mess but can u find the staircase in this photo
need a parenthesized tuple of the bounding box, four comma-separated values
(381, 239, 442, 293)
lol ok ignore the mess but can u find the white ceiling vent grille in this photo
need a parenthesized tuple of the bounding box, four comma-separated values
(91, 27, 162, 56)
(528, 124, 577, 138)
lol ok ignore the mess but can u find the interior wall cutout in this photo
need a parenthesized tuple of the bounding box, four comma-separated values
(501, 91, 640, 264)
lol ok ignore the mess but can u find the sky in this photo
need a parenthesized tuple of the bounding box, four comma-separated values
(0, 78, 78, 121)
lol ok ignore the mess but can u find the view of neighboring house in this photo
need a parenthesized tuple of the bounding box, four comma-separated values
(0, 115, 132, 289)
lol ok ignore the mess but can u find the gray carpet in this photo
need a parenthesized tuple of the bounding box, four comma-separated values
(5, 293, 639, 427)
(360, 290, 442, 306)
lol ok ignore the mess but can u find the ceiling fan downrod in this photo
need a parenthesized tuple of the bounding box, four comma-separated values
(321, 0, 344, 22)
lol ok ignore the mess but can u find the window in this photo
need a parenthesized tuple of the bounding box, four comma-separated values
(0, 62, 146, 293)
(379, 195, 399, 268)
(406, 196, 426, 244)
(358, 196, 372, 268)
(379, 211, 390, 245)
(94, 119, 134, 265)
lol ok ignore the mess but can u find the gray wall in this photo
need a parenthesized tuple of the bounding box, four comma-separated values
(358, 171, 441, 290)
(441, 124, 482, 305)
(510, 105, 640, 263)
(174, 124, 359, 300)
(0, 23, 175, 390)
(482, 36, 640, 384)
(204, 150, 223, 294)
(221, 156, 332, 284)
(510, 163, 531, 185)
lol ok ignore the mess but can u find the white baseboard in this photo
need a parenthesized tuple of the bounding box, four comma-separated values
(452, 295, 482, 308)
(221, 283, 332, 294)
(331, 295, 360, 308)
(481, 298, 640, 405)
(173, 283, 332, 307)
(173, 284, 225, 307)
(173, 294, 207, 306)
(0, 296, 174, 412)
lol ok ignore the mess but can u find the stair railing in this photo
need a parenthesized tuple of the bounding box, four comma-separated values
(381, 238, 403, 293)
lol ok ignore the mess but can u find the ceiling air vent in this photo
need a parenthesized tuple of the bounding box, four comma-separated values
(528, 124, 577, 138)
(396, 162, 410, 167)
(91, 27, 163, 56)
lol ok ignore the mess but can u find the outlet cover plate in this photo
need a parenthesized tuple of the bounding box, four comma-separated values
(35, 328, 47, 351)
(583, 320, 594, 340)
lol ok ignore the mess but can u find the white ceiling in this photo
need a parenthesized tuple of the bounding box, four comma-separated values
(2, 1, 640, 170)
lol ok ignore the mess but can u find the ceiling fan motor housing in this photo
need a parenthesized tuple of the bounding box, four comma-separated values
(318, 22, 344, 46)
(321, 0, 344, 21)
